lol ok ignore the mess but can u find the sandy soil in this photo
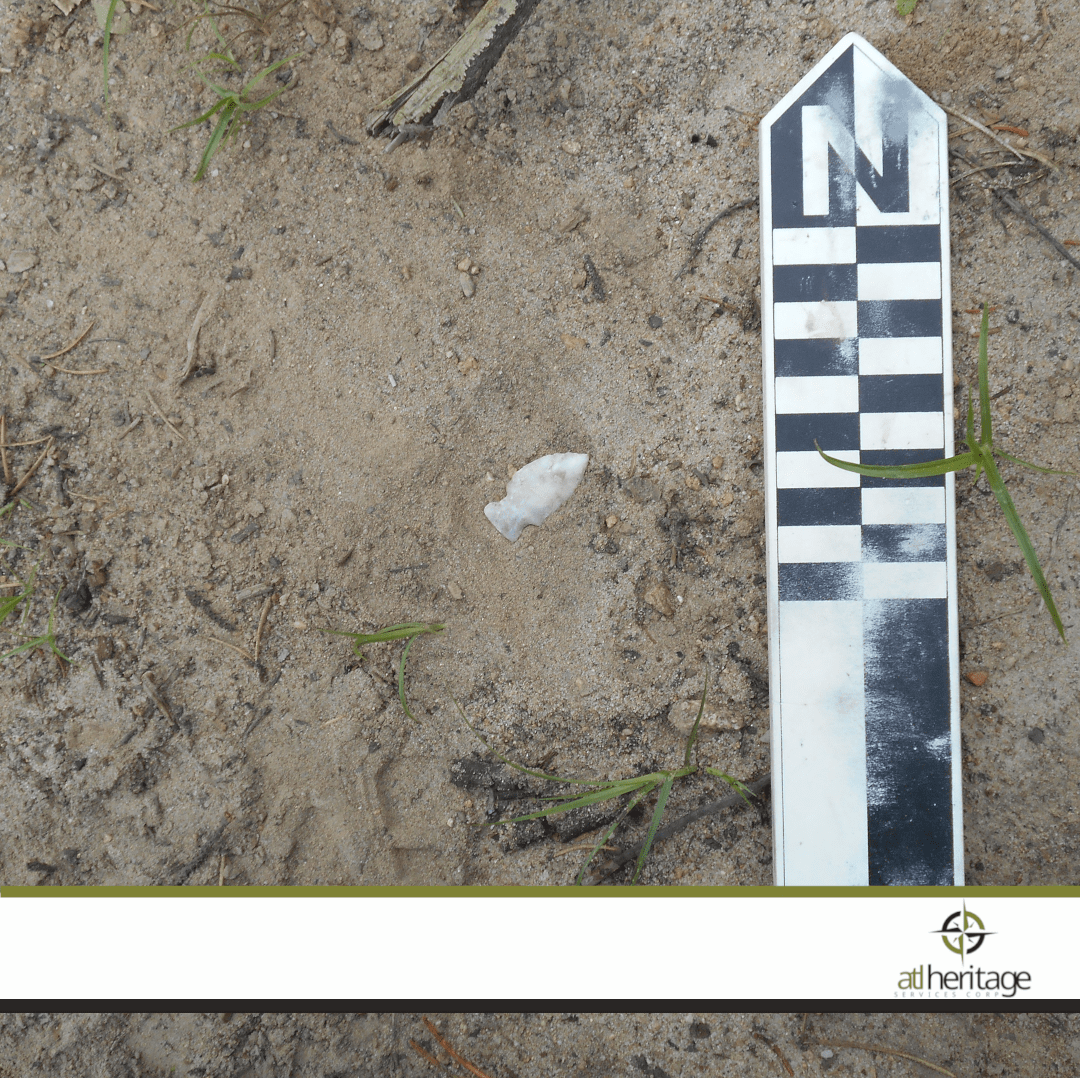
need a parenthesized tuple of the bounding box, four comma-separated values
(3, 1010, 1080, 1077)
(3, 0, 1080, 1072)
(1, 0, 1079, 892)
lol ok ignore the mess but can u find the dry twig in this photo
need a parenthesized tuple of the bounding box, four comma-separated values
(50, 362, 111, 376)
(995, 190, 1080, 272)
(209, 635, 257, 664)
(229, 370, 255, 397)
(422, 1017, 490, 1079)
(116, 414, 144, 442)
(178, 289, 221, 385)
(752, 1032, 794, 1078)
(254, 595, 272, 663)
(40, 321, 96, 361)
(587, 775, 771, 882)
(0, 437, 52, 449)
(9, 438, 54, 498)
(940, 101, 1055, 168)
(145, 390, 186, 442)
(0, 415, 10, 486)
(141, 671, 176, 725)
(91, 162, 126, 182)
(676, 196, 758, 278)
(821, 1039, 956, 1078)
(410, 1040, 443, 1070)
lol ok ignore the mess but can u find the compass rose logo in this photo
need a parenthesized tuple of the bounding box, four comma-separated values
(933, 904, 995, 959)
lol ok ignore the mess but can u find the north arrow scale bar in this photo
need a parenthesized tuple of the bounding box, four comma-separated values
(759, 34, 963, 885)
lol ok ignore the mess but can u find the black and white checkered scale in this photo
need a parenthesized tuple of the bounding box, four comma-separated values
(761, 36, 963, 885)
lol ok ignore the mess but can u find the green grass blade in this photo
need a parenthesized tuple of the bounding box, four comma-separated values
(453, 698, 601, 786)
(0, 595, 27, 622)
(394, 624, 443, 720)
(241, 53, 300, 97)
(537, 775, 664, 801)
(319, 622, 443, 658)
(488, 780, 652, 826)
(632, 775, 675, 885)
(44, 587, 70, 663)
(703, 767, 755, 807)
(345, 621, 444, 643)
(573, 810, 632, 886)
(0, 502, 14, 517)
(965, 393, 985, 484)
(102, 0, 120, 103)
(983, 455, 1066, 642)
(241, 84, 291, 113)
(397, 632, 421, 720)
(0, 636, 47, 661)
(573, 783, 663, 885)
(202, 51, 240, 68)
(996, 450, 1077, 476)
(683, 671, 708, 767)
(0, 563, 37, 623)
(320, 622, 443, 716)
(193, 110, 233, 180)
(978, 303, 992, 446)
(205, 2, 235, 58)
(0, 589, 31, 623)
(169, 97, 230, 133)
(816, 444, 978, 478)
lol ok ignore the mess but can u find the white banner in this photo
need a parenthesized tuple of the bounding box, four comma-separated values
(2, 892, 1077, 1004)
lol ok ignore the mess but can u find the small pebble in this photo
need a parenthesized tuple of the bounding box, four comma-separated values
(359, 25, 384, 51)
(459, 272, 475, 298)
(605, 514, 618, 528)
(966, 671, 989, 687)
(405, 51, 423, 71)
(571, 268, 588, 289)
(711, 455, 724, 470)
(821, 1049, 834, 1060)
(648, 314, 663, 329)
(457, 257, 472, 272)
(6, 251, 37, 274)
(667, 699, 737, 734)
(447, 581, 464, 600)
(457, 355, 478, 374)
(644, 581, 676, 617)
(561, 139, 582, 156)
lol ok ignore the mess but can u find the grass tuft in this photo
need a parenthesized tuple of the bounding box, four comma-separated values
(456, 673, 753, 885)
(171, 46, 299, 181)
(818, 303, 1075, 642)
(320, 622, 444, 720)
(0, 575, 71, 664)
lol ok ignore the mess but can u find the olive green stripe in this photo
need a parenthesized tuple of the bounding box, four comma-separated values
(3, 887, 1079, 898)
